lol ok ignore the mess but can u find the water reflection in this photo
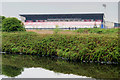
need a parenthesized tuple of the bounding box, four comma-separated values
(0, 54, 2, 75)
(17, 67, 89, 78)
(2, 54, 120, 79)
(2, 65, 23, 77)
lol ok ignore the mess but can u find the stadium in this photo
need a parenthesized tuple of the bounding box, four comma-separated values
(19, 13, 105, 29)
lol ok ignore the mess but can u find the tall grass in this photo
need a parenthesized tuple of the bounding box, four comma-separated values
(75, 28, 118, 34)
(2, 31, 119, 63)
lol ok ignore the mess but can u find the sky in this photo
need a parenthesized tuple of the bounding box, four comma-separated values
(1, 0, 120, 23)
(1, 0, 120, 2)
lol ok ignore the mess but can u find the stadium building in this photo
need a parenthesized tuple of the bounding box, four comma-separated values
(19, 13, 105, 29)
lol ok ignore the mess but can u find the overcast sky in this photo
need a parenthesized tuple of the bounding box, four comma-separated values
(1, 0, 120, 23)
(1, 0, 120, 2)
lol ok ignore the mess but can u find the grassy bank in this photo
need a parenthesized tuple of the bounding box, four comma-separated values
(2, 30, 120, 63)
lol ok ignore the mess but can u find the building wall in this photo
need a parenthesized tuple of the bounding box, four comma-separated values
(105, 21, 114, 28)
(20, 13, 104, 29)
(24, 21, 102, 29)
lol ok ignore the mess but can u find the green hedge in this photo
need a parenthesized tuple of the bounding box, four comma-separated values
(2, 32, 120, 63)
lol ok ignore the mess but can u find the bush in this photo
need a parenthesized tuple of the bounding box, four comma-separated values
(0, 16, 5, 30)
(2, 17, 26, 32)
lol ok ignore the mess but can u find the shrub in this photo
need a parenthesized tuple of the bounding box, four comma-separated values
(2, 17, 26, 32)
(0, 16, 5, 30)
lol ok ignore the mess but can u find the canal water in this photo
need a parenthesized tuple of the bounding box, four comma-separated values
(1, 54, 120, 79)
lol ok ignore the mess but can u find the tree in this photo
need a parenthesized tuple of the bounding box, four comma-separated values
(0, 16, 6, 23)
(0, 16, 5, 30)
(2, 17, 26, 32)
(0, 16, 5, 20)
(2, 16, 6, 20)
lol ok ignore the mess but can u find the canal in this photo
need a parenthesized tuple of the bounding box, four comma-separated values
(1, 54, 120, 79)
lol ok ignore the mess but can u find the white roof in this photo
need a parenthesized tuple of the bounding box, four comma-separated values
(19, 12, 104, 15)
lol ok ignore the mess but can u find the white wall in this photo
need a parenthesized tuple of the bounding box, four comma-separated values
(24, 22, 102, 29)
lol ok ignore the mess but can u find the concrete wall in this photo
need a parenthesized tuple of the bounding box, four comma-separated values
(105, 21, 114, 28)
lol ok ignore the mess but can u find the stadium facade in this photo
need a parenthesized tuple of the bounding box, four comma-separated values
(19, 13, 105, 29)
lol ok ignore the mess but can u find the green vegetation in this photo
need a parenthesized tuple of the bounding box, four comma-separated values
(2, 54, 120, 78)
(53, 25, 61, 34)
(0, 16, 6, 30)
(2, 29, 119, 63)
(0, 16, 3, 74)
(2, 65, 23, 77)
(75, 28, 118, 34)
(0, 16, 3, 31)
(1, 16, 6, 20)
(2, 17, 26, 32)
(1, 15, 119, 78)
(0, 54, 1, 75)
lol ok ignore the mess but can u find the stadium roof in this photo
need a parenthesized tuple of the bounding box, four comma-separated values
(19, 12, 104, 15)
